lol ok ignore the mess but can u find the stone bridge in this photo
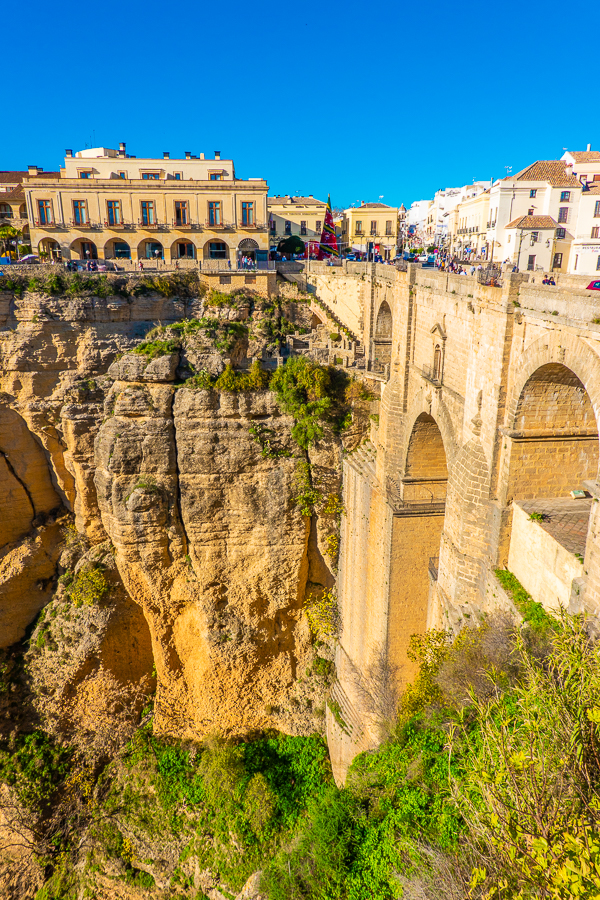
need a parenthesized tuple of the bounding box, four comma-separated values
(305, 261, 600, 782)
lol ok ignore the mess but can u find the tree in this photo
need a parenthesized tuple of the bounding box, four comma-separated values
(277, 235, 305, 256)
(0, 225, 20, 259)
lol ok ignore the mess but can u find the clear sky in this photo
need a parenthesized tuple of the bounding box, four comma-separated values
(4, 0, 598, 209)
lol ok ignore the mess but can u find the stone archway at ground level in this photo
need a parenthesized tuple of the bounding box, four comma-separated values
(137, 239, 164, 260)
(104, 238, 131, 259)
(37, 238, 62, 261)
(69, 238, 97, 260)
(203, 239, 230, 260)
(169, 239, 196, 260)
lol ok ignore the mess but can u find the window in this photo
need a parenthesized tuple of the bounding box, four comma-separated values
(284, 220, 291, 234)
(597, 256, 600, 271)
(209, 173, 223, 181)
(315, 220, 322, 233)
(594, 201, 600, 218)
(175, 201, 188, 226)
(72, 200, 88, 225)
(385, 220, 393, 235)
(529, 189, 537, 198)
(433, 346, 442, 382)
(0, 203, 12, 219)
(558, 207, 568, 223)
(355, 220, 363, 235)
(177, 242, 194, 258)
(208, 201, 221, 226)
(592, 226, 600, 239)
(300, 220, 307, 235)
(531, 231, 539, 243)
(141, 201, 155, 225)
(556, 227, 566, 239)
(107, 201, 121, 225)
(370, 220, 377, 235)
(553, 252, 563, 269)
(142, 172, 160, 180)
(79, 171, 92, 179)
(527, 254, 536, 271)
(241, 202, 254, 226)
(528, 208, 534, 215)
(210, 241, 227, 259)
(174, 173, 182, 180)
(113, 241, 130, 258)
(118, 171, 126, 179)
(37, 199, 52, 225)
(560, 191, 570, 202)
(269, 217, 276, 233)
(80, 241, 95, 259)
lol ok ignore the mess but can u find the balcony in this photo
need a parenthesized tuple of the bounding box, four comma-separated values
(422, 364, 441, 386)
(172, 220, 202, 230)
(104, 220, 134, 230)
(70, 219, 100, 229)
(205, 220, 235, 230)
(33, 220, 64, 229)
(239, 221, 265, 230)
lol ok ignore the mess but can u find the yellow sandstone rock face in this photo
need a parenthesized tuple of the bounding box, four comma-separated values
(0, 284, 348, 742)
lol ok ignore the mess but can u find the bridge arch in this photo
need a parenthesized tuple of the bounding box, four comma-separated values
(388, 408, 449, 688)
(372, 299, 393, 373)
(498, 334, 600, 571)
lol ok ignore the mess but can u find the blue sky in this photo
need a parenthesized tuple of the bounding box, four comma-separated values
(4, 0, 598, 209)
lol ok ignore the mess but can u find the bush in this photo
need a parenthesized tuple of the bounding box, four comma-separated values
(67, 566, 109, 607)
(270, 357, 332, 448)
(133, 338, 179, 360)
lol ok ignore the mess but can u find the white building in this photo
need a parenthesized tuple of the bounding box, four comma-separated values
(569, 186, 600, 276)
(423, 183, 490, 247)
(486, 160, 583, 271)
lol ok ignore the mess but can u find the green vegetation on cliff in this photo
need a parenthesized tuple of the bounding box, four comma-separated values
(5, 580, 600, 899)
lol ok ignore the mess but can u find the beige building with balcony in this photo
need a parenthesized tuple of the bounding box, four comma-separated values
(341, 202, 398, 258)
(267, 196, 327, 249)
(23, 144, 269, 264)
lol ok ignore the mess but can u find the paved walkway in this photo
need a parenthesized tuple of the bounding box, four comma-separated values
(516, 497, 593, 556)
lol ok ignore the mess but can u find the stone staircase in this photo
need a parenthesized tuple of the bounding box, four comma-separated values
(344, 440, 378, 488)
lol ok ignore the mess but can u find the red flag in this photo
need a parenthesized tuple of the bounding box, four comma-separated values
(317, 195, 339, 259)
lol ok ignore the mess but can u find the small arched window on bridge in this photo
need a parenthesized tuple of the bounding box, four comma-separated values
(433, 345, 442, 382)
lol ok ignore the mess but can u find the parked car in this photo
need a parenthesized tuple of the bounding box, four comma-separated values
(417, 253, 428, 262)
(587, 280, 600, 291)
(18, 254, 40, 264)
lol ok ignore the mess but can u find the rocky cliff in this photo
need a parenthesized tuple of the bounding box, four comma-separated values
(0, 272, 371, 750)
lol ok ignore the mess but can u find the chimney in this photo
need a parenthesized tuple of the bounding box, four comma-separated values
(118, 142, 126, 157)
(214, 150, 221, 160)
(587, 143, 592, 152)
(28, 165, 39, 176)
(185, 151, 191, 159)
(65, 149, 73, 158)
(163, 151, 170, 159)
(199, 152, 205, 160)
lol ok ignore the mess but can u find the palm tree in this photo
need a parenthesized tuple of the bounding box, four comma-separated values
(0, 224, 21, 259)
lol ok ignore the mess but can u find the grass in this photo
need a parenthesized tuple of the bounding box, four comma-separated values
(494, 568, 555, 636)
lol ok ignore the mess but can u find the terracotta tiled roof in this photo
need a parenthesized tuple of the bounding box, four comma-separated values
(0, 171, 59, 184)
(357, 202, 394, 209)
(568, 151, 600, 162)
(267, 196, 326, 206)
(0, 186, 25, 201)
(506, 215, 558, 229)
(503, 161, 581, 188)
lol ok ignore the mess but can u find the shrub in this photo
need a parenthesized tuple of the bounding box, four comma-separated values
(271, 357, 332, 448)
(67, 566, 109, 608)
(133, 338, 179, 360)
(304, 588, 339, 639)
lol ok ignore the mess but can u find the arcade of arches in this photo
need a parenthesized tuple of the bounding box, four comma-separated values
(314, 262, 600, 782)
